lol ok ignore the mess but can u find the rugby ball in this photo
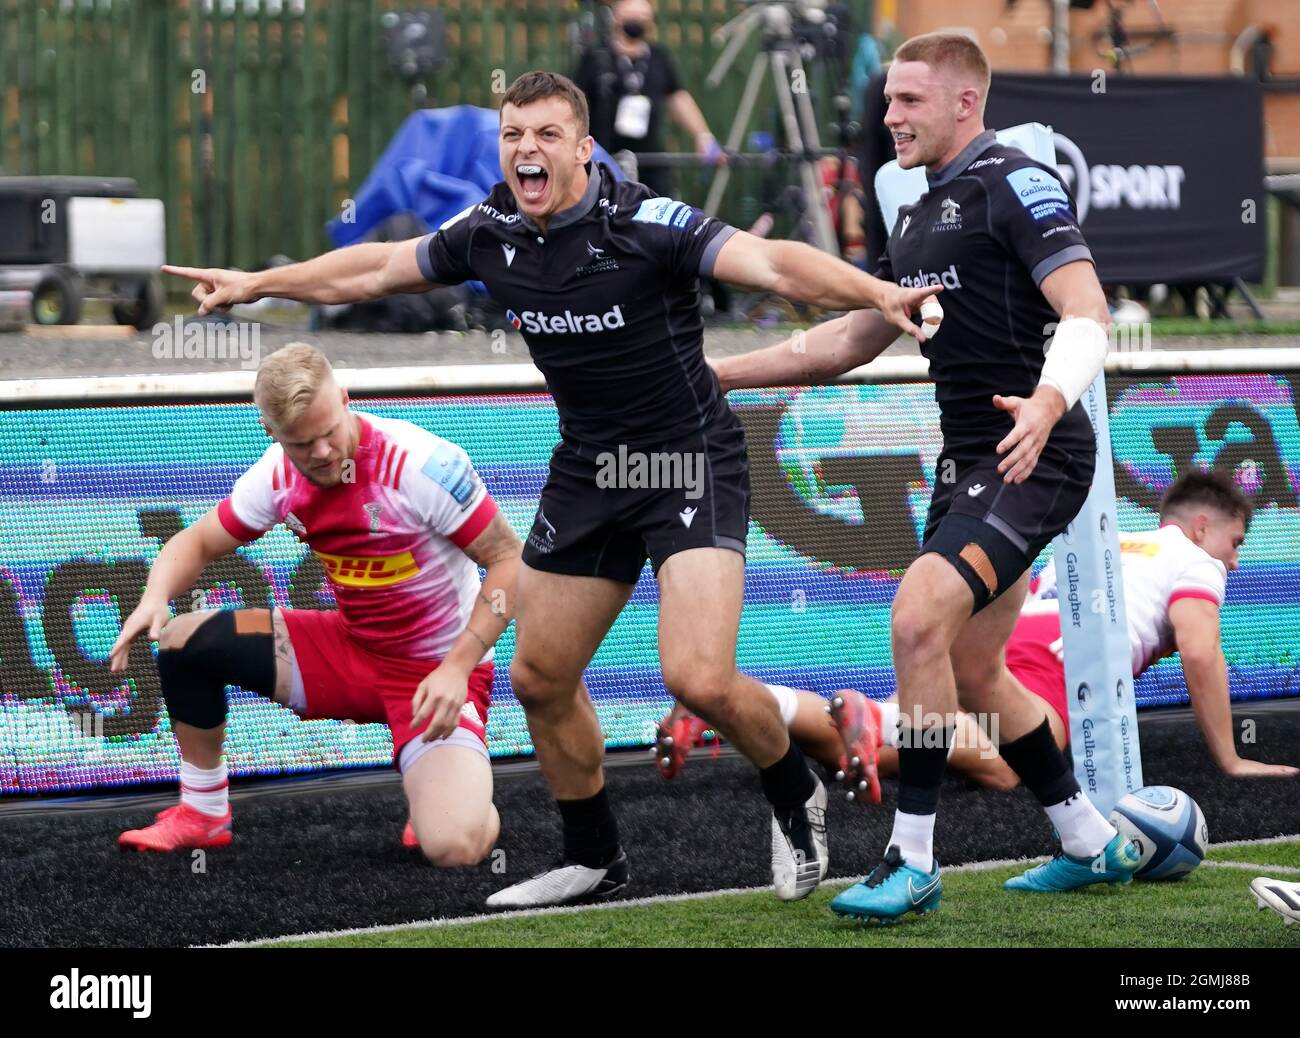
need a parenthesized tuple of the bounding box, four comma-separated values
(1108, 785, 1209, 881)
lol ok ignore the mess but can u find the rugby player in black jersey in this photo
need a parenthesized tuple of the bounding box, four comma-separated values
(164, 71, 935, 908)
(712, 33, 1142, 922)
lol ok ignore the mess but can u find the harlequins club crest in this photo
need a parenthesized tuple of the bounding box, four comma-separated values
(363, 502, 383, 534)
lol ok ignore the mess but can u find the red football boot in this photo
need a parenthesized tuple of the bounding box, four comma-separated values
(653, 702, 715, 779)
(119, 803, 233, 851)
(828, 689, 882, 805)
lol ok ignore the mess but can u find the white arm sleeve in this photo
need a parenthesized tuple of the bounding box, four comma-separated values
(403, 439, 490, 539)
(226, 446, 286, 533)
(1039, 317, 1109, 409)
(1169, 557, 1227, 607)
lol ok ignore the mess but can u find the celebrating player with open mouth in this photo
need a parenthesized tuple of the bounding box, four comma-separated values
(161, 71, 935, 908)
(710, 31, 1143, 922)
(111, 345, 517, 867)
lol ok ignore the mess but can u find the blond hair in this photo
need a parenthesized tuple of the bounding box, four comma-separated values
(894, 31, 991, 99)
(254, 342, 334, 429)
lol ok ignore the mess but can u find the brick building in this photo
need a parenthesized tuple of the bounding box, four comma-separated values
(882, 0, 1299, 167)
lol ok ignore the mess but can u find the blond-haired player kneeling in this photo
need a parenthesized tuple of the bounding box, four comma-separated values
(111, 344, 522, 867)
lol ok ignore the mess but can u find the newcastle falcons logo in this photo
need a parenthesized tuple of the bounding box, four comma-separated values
(363, 502, 383, 535)
(526, 508, 557, 554)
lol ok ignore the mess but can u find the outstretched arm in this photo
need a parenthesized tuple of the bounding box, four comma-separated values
(163, 236, 436, 315)
(1172, 597, 1299, 778)
(711, 308, 904, 392)
(709, 231, 936, 340)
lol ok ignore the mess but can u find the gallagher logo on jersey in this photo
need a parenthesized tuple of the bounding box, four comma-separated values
(1007, 168, 1072, 222)
(506, 305, 627, 334)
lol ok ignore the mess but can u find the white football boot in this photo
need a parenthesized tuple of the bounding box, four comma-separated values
(771, 777, 829, 901)
(1251, 876, 1300, 925)
(486, 849, 629, 909)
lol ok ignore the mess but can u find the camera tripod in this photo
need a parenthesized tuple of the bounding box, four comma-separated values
(702, 2, 839, 255)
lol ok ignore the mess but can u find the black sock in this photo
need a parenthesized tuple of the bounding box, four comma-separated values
(999, 718, 1079, 807)
(557, 787, 621, 868)
(759, 741, 817, 809)
(896, 724, 953, 816)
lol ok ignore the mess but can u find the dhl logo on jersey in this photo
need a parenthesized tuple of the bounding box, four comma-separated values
(1119, 538, 1161, 557)
(315, 550, 420, 588)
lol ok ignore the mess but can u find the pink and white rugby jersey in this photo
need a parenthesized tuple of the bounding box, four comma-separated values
(1027, 524, 1227, 676)
(216, 412, 498, 660)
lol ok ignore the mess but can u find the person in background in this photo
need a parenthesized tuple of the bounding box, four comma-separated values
(572, 0, 724, 201)
(857, 66, 895, 270)
(573, 0, 734, 318)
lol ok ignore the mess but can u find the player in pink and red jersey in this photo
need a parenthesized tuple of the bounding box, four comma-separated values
(109, 343, 525, 866)
(659, 470, 1296, 791)
(1014, 468, 1295, 778)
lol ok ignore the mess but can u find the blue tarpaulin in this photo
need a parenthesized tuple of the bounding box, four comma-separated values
(326, 105, 624, 249)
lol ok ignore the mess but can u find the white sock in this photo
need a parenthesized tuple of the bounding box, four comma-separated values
(180, 760, 229, 817)
(878, 701, 901, 748)
(1044, 791, 1117, 859)
(888, 810, 936, 873)
(764, 684, 801, 727)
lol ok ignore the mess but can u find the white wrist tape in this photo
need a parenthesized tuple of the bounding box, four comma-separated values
(917, 296, 943, 341)
(1039, 317, 1108, 409)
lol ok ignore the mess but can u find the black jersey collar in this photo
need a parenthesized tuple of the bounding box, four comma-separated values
(926, 129, 998, 189)
(519, 162, 603, 233)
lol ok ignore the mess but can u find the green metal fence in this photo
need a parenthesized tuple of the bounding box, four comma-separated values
(0, 0, 870, 272)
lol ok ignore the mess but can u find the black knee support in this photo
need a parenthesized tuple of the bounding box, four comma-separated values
(157, 610, 275, 729)
(921, 512, 1030, 613)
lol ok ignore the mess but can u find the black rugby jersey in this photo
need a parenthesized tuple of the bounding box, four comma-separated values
(417, 162, 738, 450)
(878, 130, 1096, 453)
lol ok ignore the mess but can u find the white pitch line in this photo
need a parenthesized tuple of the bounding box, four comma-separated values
(208, 833, 1300, 949)
(207, 854, 1047, 948)
(1205, 833, 1300, 851)
(1202, 861, 1300, 876)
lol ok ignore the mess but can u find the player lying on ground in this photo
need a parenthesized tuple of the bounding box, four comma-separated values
(658, 691, 1018, 795)
(658, 470, 1298, 792)
(1020, 470, 1296, 779)
(110, 344, 522, 867)
(705, 31, 1141, 922)
(162, 71, 937, 909)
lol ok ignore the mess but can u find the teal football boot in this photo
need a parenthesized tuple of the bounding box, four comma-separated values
(1005, 832, 1140, 892)
(830, 844, 942, 923)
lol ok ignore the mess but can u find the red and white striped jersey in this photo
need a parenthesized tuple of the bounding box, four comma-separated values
(217, 412, 498, 660)
(1027, 524, 1227, 676)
